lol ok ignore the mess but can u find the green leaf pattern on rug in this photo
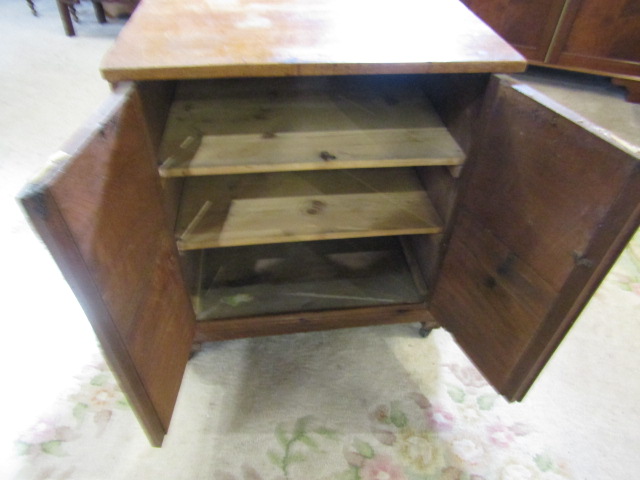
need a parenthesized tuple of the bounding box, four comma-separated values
(390, 402, 409, 428)
(268, 416, 338, 480)
(476, 394, 497, 411)
(353, 439, 375, 459)
(15, 357, 129, 458)
(447, 385, 466, 403)
(40, 440, 65, 456)
(252, 365, 573, 480)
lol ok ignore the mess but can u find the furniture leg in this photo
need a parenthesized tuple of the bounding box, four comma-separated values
(92, 1, 107, 24)
(26, 0, 37, 16)
(55, 0, 75, 36)
(68, 2, 79, 22)
(419, 322, 432, 338)
(612, 78, 640, 103)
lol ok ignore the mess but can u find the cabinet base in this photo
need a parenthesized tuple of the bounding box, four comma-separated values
(193, 304, 439, 343)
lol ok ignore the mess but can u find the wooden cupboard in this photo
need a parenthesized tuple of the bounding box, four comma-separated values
(19, 0, 640, 447)
(461, 0, 640, 100)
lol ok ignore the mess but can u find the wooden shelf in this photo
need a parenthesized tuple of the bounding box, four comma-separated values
(175, 168, 443, 250)
(191, 237, 427, 321)
(159, 77, 465, 177)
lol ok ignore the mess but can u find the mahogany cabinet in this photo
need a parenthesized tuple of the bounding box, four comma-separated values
(459, 0, 568, 62)
(18, 0, 640, 446)
(461, 0, 640, 99)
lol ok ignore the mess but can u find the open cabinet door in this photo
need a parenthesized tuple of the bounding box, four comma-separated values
(19, 85, 196, 446)
(431, 75, 640, 401)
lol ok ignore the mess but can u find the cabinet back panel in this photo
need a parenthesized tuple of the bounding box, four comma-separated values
(193, 237, 426, 321)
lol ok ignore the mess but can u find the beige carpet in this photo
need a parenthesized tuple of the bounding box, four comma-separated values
(1, 1, 639, 479)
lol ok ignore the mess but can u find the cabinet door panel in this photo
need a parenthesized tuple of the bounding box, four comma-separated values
(431, 75, 640, 400)
(19, 85, 196, 446)
(551, 0, 640, 76)
(460, 0, 566, 61)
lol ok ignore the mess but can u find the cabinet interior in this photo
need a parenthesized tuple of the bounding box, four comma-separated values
(137, 74, 488, 323)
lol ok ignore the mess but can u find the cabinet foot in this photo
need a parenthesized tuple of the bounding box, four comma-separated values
(189, 342, 203, 359)
(419, 323, 432, 338)
(612, 78, 640, 103)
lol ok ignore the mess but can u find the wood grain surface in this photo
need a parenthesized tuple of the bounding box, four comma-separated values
(159, 76, 465, 177)
(175, 169, 444, 249)
(191, 238, 426, 320)
(100, 0, 526, 82)
(431, 75, 640, 400)
(460, 0, 566, 61)
(19, 86, 196, 446)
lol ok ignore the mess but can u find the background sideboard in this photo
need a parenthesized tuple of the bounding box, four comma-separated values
(461, 0, 640, 101)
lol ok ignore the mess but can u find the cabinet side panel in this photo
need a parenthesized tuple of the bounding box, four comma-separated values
(136, 80, 176, 159)
(423, 73, 490, 155)
(413, 74, 491, 293)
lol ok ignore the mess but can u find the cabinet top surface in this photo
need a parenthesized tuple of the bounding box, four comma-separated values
(100, 0, 526, 82)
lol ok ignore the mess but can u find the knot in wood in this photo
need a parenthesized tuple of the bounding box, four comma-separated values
(320, 151, 337, 161)
(484, 275, 497, 289)
(306, 199, 326, 215)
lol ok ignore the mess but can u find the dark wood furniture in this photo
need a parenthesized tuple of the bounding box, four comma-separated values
(26, 0, 37, 16)
(461, 0, 640, 101)
(55, 0, 137, 36)
(19, 0, 640, 447)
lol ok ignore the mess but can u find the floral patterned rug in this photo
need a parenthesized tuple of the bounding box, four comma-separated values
(4, 231, 639, 480)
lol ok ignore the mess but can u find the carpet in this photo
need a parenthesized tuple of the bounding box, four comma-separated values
(4, 228, 639, 479)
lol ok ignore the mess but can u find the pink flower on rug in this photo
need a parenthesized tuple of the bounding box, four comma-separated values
(500, 463, 535, 480)
(452, 438, 485, 465)
(487, 424, 516, 448)
(448, 364, 487, 388)
(16, 418, 78, 457)
(360, 455, 406, 480)
(19, 419, 57, 444)
(427, 406, 455, 432)
(90, 387, 118, 407)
